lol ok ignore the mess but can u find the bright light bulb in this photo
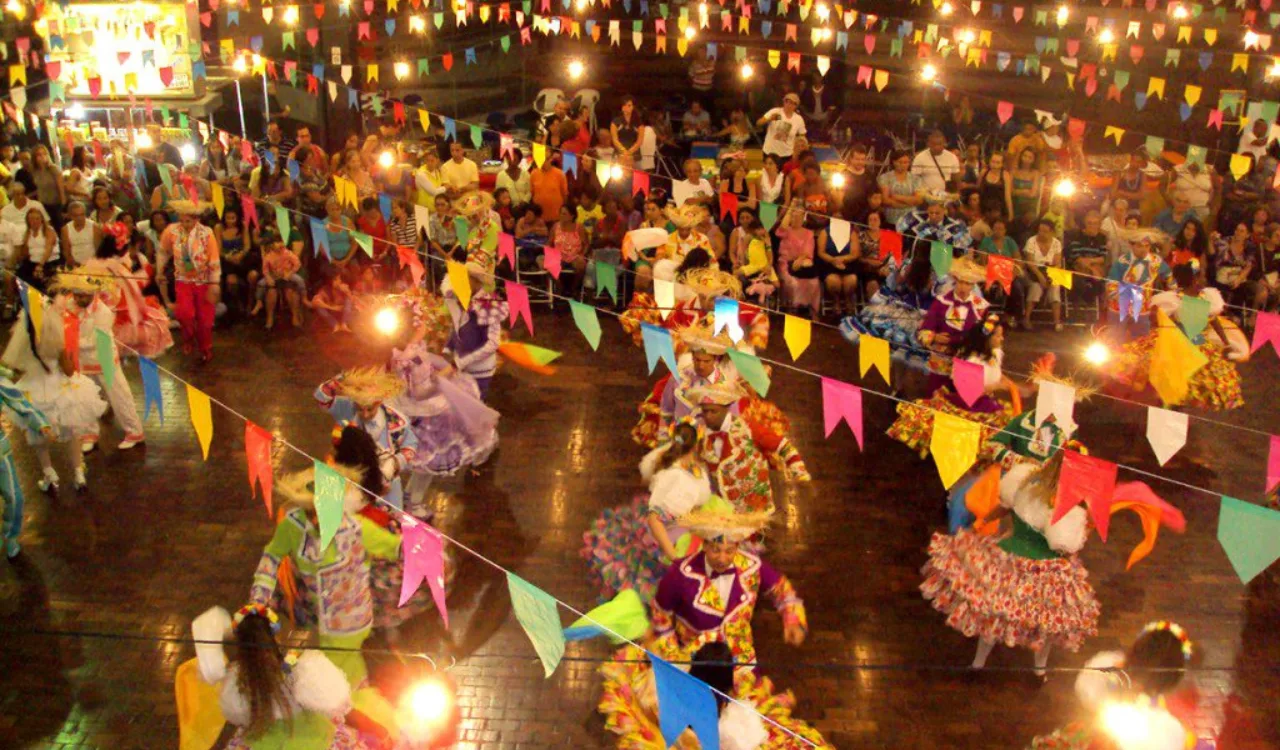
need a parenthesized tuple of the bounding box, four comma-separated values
(1245, 30, 1260, 48)
(574, 0, 587, 9)
(1269, 61, 1280, 78)
(957, 28, 975, 44)
(567, 59, 585, 79)
(1056, 4, 1068, 24)
(921, 64, 938, 81)
(374, 307, 401, 335)
(1098, 27, 1114, 44)
(609, 164, 623, 180)
(394, 61, 410, 79)
(819, 28, 833, 41)
(683, 25, 696, 39)
(378, 150, 395, 168)
(1084, 341, 1111, 366)
(232, 55, 248, 74)
(816, 2, 830, 20)
(282, 4, 299, 24)
(1053, 178, 1077, 198)
(1171, 4, 1188, 19)
(251, 54, 263, 68)
(135, 132, 154, 149)
(1099, 702, 1153, 746)
(179, 144, 197, 163)
(65, 103, 86, 120)
(410, 14, 426, 32)
(740, 62, 754, 79)
(5, 0, 25, 19)
(939, 1, 954, 15)
(831, 172, 846, 188)
(399, 678, 455, 742)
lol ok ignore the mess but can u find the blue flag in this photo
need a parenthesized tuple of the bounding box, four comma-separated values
(311, 218, 331, 261)
(379, 194, 392, 222)
(640, 323, 678, 375)
(563, 152, 577, 177)
(139, 356, 164, 423)
(443, 117, 457, 140)
(651, 655, 720, 750)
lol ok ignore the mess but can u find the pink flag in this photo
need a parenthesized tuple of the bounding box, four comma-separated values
(505, 280, 533, 335)
(951, 358, 985, 407)
(159, 66, 174, 87)
(632, 171, 650, 196)
(1268, 435, 1280, 493)
(241, 195, 259, 228)
(996, 101, 1013, 124)
(1012, 6, 1024, 21)
(240, 137, 255, 164)
(1053, 450, 1119, 540)
(399, 519, 449, 627)
(497, 232, 516, 269)
(396, 246, 425, 286)
(543, 246, 562, 279)
(1065, 38, 1080, 57)
(500, 134, 514, 160)
(821, 377, 863, 448)
(307, 27, 320, 46)
(1251, 311, 1280, 355)
(245, 422, 274, 517)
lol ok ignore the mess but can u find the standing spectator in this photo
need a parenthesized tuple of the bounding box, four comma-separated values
(757, 93, 807, 161)
(957, 143, 983, 192)
(839, 144, 875, 220)
(200, 138, 232, 184)
(1005, 119, 1045, 168)
(610, 96, 645, 164)
(688, 46, 716, 96)
(495, 149, 532, 209)
(439, 141, 479, 198)
(1237, 118, 1272, 161)
(413, 146, 448, 212)
(1019, 219, 1064, 331)
(288, 125, 327, 173)
(1009, 148, 1043, 235)
(1109, 152, 1147, 216)
(530, 155, 569, 224)
(714, 108, 753, 148)
(681, 101, 712, 138)
(638, 111, 662, 171)
(66, 146, 96, 204)
(672, 158, 716, 208)
(799, 74, 837, 136)
(27, 145, 66, 228)
(978, 152, 1013, 222)
(911, 131, 961, 194)
(294, 147, 330, 218)
(159, 201, 220, 363)
(255, 119, 296, 164)
(878, 150, 925, 226)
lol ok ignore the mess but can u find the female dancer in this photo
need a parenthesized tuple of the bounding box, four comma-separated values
(1107, 262, 1244, 411)
(1, 305, 107, 492)
(84, 222, 174, 358)
(582, 420, 711, 602)
(189, 604, 365, 749)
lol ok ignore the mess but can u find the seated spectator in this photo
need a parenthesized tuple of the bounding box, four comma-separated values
(1165, 160, 1213, 220)
(592, 195, 628, 269)
(305, 271, 354, 333)
(530, 155, 569, 224)
(495, 149, 532, 209)
(549, 204, 589, 298)
(1018, 218, 1064, 331)
(1211, 222, 1260, 308)
(896, 194, 973, 252)
(714, 108, 753, 149)
(1168, 217, 1209, 280)
(681, 101, 713, 138)
(959, 190, 989, 241)
(854, 210, 891, 299)
(428, 194, 463, 262)
(356, 197, 389, 245)
(816, 206, 862, 316)
(576, 190, 605, 245)
(494, 188, 517, 234)
(672, 158, 715, 208)
(252, 236, 305, 329)
(775, 207, 821, 317)
(1063, 210, 1111, 319)
(1152, 194, 1195, 238)
(440, 141, 480, 198)
(735, 215, 777, 305)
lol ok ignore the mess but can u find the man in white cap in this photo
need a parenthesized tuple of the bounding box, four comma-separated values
(756, 92, 807, 162)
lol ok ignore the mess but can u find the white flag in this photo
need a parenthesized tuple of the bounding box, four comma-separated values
(654, 278, 675, 320)
(829, 218, 851, 251)
(1034, 380, 1076, 432)
(1146, 407, 1188, 466)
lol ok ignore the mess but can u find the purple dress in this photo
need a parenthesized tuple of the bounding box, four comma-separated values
(919, 290, 991, 393)
(389, 343, 500, 477)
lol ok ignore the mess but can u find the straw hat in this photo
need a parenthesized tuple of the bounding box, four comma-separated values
(168, 199, 214, 215)
(688, 380, 746, 406)
(664, 203, 709, 230)
(681, 267, 742, 300)
(1122, 227, 1168, 246)
(679, 496, 773, 543)
(453, 190, 494, 216)
(336, 366, 405, 406)
(678, 317, 732, 355)
(276, 463, 366, 511)
(922, 190, 958, 206)
(949, 255, 986, 283)
(52, 270, 118, 295)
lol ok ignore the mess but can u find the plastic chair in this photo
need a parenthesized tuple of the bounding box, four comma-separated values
(574, 88, 601, 134)
(533, 88, 565, 118)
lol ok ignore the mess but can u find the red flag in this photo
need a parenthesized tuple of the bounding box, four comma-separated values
(393, 101, 406, 125)
(62, 312, 79, 373)
(632, 171, 650, 196)
(996, 101, 1013, 124)
(719, 192, 739, 223)
(879, 229, 903, 265)
(396, 245, 425, 286)
(985, 254, 1014, 294)
(245, 422, 274, 517)
(442, 52, 454, 71)
(505, 279, 533, 335)
(1067, 117, 1086, 141)
(314, 3, 325, 19)
(159, 66, 174, 87)
(1053, 450, 1119, 540)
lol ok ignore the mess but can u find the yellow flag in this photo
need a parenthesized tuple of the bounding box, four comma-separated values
(388, 0, 399, 9)
(1101, 43, 1118, 62)
(447, 260, 472, 309)
(738, 15, 750, 33)
(27, 288, 44, 344)
(1184, 85, 1201, 107)
(1148, 309, 1207, 406)
(1066, 73, 1076, 90)
(211, 183, 225, 218)
(929, 412, 980, 489)
(1104, 126, 1125, 145)
(123, 72, 138, 92)
(1204, 28, 1218, 45)
(874, 69, 889, 91)
(677, 37, 689, 56)
(9, 65, 26, 87)
(1177, 26, 1191, 43)
(966, 47, 981, 67)
(1146, 77, 1165, 99)
(532, 142, 547, 168)
(1230, 153, 1253, 180)
(1231, 53, 1249, 73)
(367, 64, 379, 83)
(768, 49, 781, 68)
(186, 384, 213, 460)
(859, 334, 891, 384)
(979, 29, 991, 47)
(418, 108, 431, 133)
(783, 314, 810, 361)
(1046, 267, 1073, 289)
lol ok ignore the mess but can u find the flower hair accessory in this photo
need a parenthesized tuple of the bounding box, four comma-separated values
(669, 416, 705, 446)
(1140, 620, 1192, 662)
(104, 221, 131, 251)
(981, 313, 1000, 335)
(234, 603, 281, 633)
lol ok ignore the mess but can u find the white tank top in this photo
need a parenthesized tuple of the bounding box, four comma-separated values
(65, 220, 97, 264)
(26, 231, 58, 262)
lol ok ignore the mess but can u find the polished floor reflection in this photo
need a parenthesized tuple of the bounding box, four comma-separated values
(0, 306, 1276, 749)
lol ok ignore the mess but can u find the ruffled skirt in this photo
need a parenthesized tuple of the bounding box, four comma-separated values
(920, 529, 1100, 652)
(581, 495, 674, 603)
(114, 298, 174, 359)
(18, 370, 109, 443)
(1110, 333, 1244, 411)
(886, 390, 1014, 459)
(404, 406, 498, 477)
(599, 644, 832, 749)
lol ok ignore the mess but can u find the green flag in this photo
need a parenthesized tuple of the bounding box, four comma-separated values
(95, 329, 115, 388)
(569, 300, 602, 350)
(595, 261, 618, 304)
(506, 572, 565, 677)
(313, 461, 346, 551)
(758, 201, 779, 231)
(726, 348, 771, 397)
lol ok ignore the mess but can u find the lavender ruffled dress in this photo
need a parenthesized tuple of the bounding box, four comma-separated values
(389, 343, 499, 477)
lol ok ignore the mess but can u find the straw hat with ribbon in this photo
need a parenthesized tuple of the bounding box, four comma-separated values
(948, 255, 986, 284)
(678, 496, 773, 543)
(680, 267, 743, 300)
(168, 199, 215, 216)
(335, 366, 405, 407)
(52, 269, 118, 295)
(688, 379, 746, 406)
(678, 317, 733, 356)
(453, 190, 495, 217)
(664, 203, 709, 230)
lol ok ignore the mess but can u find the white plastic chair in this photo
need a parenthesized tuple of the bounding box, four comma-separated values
(533, 88, 565, 118)
(575, 88, 601, 134)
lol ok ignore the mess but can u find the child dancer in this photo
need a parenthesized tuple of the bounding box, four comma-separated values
(0, 366, 51, 558)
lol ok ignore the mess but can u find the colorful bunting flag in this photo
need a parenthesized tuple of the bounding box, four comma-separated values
(245, 422, 274, 516)
(399, 518, 449, 627)
(313, 460, 346, 551)
(820, 377, 863, 447)
(186, 385, 213, 460)
(1146, 407, 1188, 466)
(1217, 496, 1280, 584)
(507, 572, 565, 677)
(1053, 450, 1118, 539)
(930, 412, 980, 489)
(859, 334, 890, 384)
(783, 314, 810, 360)
(569, 300, 602, 350)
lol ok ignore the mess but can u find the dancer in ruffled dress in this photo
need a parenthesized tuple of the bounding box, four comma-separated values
(0, 367, 51, 558)
(598, 500, 831, 749)
(921, 451, 1184, 677)
(455, 191, 499, 287)
(84, 221, 173, 359)
(582, 421, 712, 602)
(1107, 262, 1244, 411)
(1, 305, 107, 492)
(442, 272, 508, 399)
(189, 604, 369, 750)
